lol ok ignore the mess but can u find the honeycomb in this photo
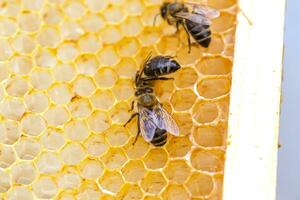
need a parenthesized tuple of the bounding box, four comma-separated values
(0, 0, 237, 199)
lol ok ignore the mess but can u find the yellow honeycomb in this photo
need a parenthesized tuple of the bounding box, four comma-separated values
(0, 0, 237, 199)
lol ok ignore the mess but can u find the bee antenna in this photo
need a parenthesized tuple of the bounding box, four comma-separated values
(153, 13, 160, 27)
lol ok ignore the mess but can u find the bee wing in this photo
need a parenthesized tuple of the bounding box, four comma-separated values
(174, 11, 211, 25)
(185, 3, 220, 19)
(154, 104, 180, 136)
(138, 104, 157, 142)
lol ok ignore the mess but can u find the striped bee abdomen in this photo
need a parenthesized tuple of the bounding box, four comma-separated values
(144, 56, 181, 77)
(186, 20, 211, 48)
(151, 128, 168, 146)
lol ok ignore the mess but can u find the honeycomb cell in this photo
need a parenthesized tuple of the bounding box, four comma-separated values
(58, 167, 82, 190)
(11, 161, 37, 185)
(17, 11, 41, 32)
(0, 18, 17, 37)
(177, 46, 203, 66)
(172, 112, 193, 136)
(209, 174, 224, 200)
(157, 36, 180, 56)
(101, 25, 123, 44)
(0, 170, 11, 193)
(154, 79, 175, 102)
(162, 184, 190, 200)
(0, 120, 21, 145)
(171, 89, 197, 111)
(109, 102, 131, 124)
(5, 76, 29, 97)
(30, 69, 54, 89)
(57, 42, 80, 62)
(206, 34, 225, 54)
(122, 160, 146, 182)
(121, 17, 143, 36)
(75, 54, 98, 76)
(144, 148, 168, 169)
(211, 12, 236, 33)
(40, 128, 66, 150)
(53, 63, 77, 82)
(103, 5, 125, 23)
(208, 0, 237, 9)
(105, 125, 130, 146)
(10, 55, 33, 75)
(186, 173, 214, 197)
(192, 101, 219, 124)
(141, 5, 161, 26)
(115, 57, 138, 78)
(98, 46, 120, 66)
(117, 38, 140, 57)
(61, 20, 84, 40)
(64, 2, 86, 19)
(80, 13, 105, 32)
(117, 184, 143, 200)
(77, 181, 103, 200)
(21, 114, 46, 136)
(0, 145, 16, 168)
(99, 170, 124, 194)
(78, 158, 103, 180)
(0, 62, 10, 82)
(78, 34, 102, 53)
(7, 186, 34, 200)
(90, 89, 115, 110)
(139, 28, 160, 46)
(191, 148, 224, 172)
(84, 134, 108, 157)
(0, 1, 21, 17)
(15, 137, 41, 160)
(163, 160, 191, 184)
(88, 111, 111, 132)
(126, 0, 145, 15)
(141, 171, 167, 194)
(23, 0, 45, 11)
(33, 176, 58, 199)
(86, 0, 108, 12)
(124, 136, 150, 159)
(112, 79, 135, 100)
(61, 143, 86, 165)
(41, 4, 63, 25)
(73, 76, 96, 97)
(94, 67, 118, 88)
(35, 152, 62, 174)
(167, 136, 192, 158)
(65, 120, 89, 141)
(193, 125, 225, 147)
(197, 56, 232, 75)
(218, 96, 230, 121)
(37, 27, 61, 48)
(0, 39, 13, 61)
(101, 148, 127, 170)
(35, 48, 57, 68)
(0, 98, 26, 120)
(49, 83, 74, 104)
(67, 97, 92, 118)
(174, 67, 198, 88)
(197, 78, 231, 99)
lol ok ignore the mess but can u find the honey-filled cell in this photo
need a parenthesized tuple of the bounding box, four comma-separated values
(0, 0, 237, 198)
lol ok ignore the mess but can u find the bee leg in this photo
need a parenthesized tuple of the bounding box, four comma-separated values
(124, 113, 139, 127)
(176, 21, 180, 34)
(132, 114, 141, 145)
(183, 23, 192, 53)
(128, 101, 135, 112)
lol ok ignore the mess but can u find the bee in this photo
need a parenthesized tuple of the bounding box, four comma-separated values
(154, 2, 220, 52)
(124, 55, 180, 146)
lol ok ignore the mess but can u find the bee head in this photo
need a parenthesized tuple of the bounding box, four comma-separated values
(160, 2, 169, 19)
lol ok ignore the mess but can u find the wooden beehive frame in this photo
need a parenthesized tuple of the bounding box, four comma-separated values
(223, 0, 285, 199)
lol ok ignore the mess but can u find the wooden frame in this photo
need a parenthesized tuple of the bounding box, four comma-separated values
(223, 0, 285, 200)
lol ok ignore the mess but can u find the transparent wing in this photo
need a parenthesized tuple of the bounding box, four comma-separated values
(174, 11, 211, 25)
(138, 104, 157, 142)
(185, 2, 220, 19)
(153, 104, 179, 136)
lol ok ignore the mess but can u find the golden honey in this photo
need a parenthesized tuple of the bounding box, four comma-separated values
(0, 0, 237, 199)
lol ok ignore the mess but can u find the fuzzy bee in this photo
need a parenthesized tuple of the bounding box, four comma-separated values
(124, 55, 181, 146)
(154, 2, 220, 52)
